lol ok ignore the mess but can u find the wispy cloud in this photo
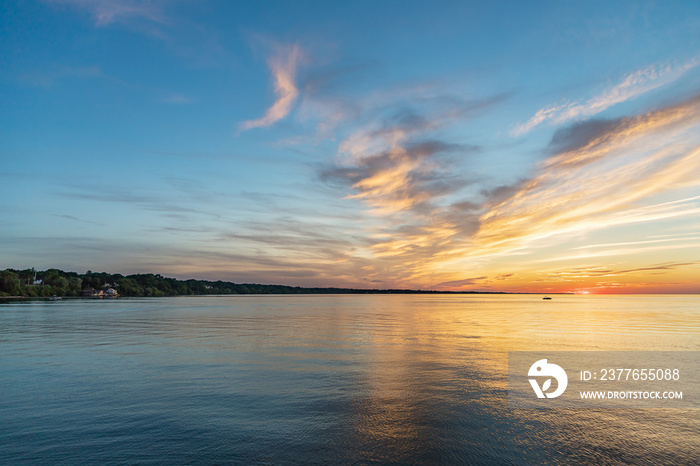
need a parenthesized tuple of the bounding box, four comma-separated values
(434, 276, 488, 287)
(51, 214, 105, 226)
(542, 262, 700, 280)
(48, 0, 167, 27)
(433, 273, 513, 289)
(57, 184, 214, 216)
(513, 60, 698, 135)
(48, 0, 238, 65)
(240, 67, 700, 290)
(240, 44, 302, 131)
(315, 91, 507, 286)
(17, 64, 102, 87)
(570, 231, 700, 251)
(325, 95, 503, 216)
(538, 239, 700, 263)
(159, 92, 192, 104)
(325, 93, 700, 289)
(476, 95, 700, 255)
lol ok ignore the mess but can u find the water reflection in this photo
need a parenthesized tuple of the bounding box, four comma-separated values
(1, 295, 698, 464)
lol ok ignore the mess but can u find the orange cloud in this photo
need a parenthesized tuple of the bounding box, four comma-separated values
(301, 72, 700, 291)
(477, 96, 700, 255)
(241, 44, 301, 131)
(341, 95, 700, 290)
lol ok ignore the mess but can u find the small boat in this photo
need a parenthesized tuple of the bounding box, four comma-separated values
(542, 296, 552, 300)
(49, 296, 62, 301)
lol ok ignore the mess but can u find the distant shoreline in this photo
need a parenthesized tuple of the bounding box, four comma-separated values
(1, 291, 573, 303)
(1, 268, 574, 298)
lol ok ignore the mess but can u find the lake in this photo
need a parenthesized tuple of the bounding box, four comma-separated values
(1, 294, 699, 464)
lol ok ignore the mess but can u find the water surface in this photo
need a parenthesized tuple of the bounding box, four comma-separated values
(1, 294, 699, 464)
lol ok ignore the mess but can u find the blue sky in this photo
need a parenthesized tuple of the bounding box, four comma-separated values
(2, 0, 700, 292)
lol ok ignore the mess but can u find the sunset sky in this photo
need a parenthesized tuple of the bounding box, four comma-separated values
(2, 1, 700, 293)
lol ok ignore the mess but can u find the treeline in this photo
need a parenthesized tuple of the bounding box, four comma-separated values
(0, 268, 501, 298)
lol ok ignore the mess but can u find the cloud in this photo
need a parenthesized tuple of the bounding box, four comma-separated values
(35, 183, 381, 288)
(357, 94, 700, 289)
(48, 0, 238, 65)
(311, 92, 509, 287)
(51, 214, 105, 226)
(513, 60, 698, 135)
(326, 96, 498, 216)
(475, 95, 700, 255)
(323, 138, 472, 215)
(433, 277, 488, 287)
(538, 237, 700, 263)
(543, 262, 700, 280)
(160, 93, 192, 104)
(56, 183, 217, 217)
(47, 0, 167, 26)
(432, 272, 515, 290)
(17, 64, 103, 87)
(240, 44, 302, 131)
(570, 232, 700, 251)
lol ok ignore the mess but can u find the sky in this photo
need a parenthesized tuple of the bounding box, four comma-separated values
(2, 0, 700, 293)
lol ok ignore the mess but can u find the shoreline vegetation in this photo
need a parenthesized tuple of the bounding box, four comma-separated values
(0, 268, 537, 298)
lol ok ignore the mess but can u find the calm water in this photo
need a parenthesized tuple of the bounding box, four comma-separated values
(1, 294, 699, 464)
